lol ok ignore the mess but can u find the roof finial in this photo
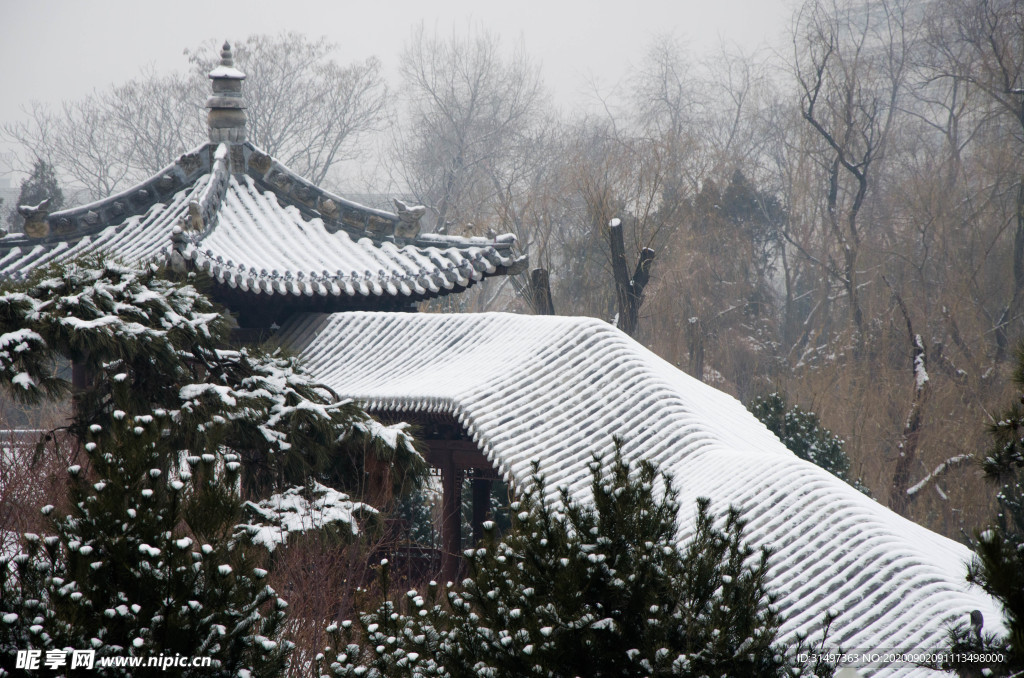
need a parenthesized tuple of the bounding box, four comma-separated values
(220, 41, 234, 67)
(206, 40, 246, 144)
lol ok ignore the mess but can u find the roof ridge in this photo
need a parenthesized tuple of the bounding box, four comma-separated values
(170, 143, 231, 257)
(2, 143, 214, 245)
(240, 142, 519, 253)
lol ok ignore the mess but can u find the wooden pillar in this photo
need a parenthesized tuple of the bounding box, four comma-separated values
(471, 478, 491, 544)
(422, 435, 500, 582)
(71, 360, 93, 423)
(440, 457, 462, 584)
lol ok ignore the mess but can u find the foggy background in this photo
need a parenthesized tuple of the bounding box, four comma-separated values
(0, 0, 794, 182)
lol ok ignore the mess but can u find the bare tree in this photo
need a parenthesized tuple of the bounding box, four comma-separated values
(923, 0, 1024, 357)
(3, 33, 388, 201)
(393, 24, 545, 233)
(548, 116, 671, 328)
(4, 68, 204, 201)
(623, 37, 783, 364)
(486, 116, 573, 312)
(630, 35, 705, 206)
(790, 0, 912, 347)
(108, 67, 207, 178)
(4, 97, 147, 201)
(543, 118, 623, 319)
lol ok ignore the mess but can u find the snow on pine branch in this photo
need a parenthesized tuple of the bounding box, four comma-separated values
(237, 482, 377, 551)
(0, 259, 226, 404)
(354, 419, 417, 456)
(174, 346, 384, 457)
(1, 258, 425, 502)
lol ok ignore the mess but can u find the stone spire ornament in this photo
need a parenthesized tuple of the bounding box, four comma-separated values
(206, 42, 246, 143)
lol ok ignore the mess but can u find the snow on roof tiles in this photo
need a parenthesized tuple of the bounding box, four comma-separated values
(0, 176, 205, 277)
(0, 143, 524, 306)
(283, 310, 1002, 677)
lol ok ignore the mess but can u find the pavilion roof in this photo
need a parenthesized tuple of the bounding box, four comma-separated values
(0, 143, 524, 310)
(0, 42, 525, 321)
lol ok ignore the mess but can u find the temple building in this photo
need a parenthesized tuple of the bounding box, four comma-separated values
(0, 43, 1002, 676)
(0, 43, 525, 331)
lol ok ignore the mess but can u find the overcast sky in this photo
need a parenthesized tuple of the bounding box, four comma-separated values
(0, 0, 797, 183)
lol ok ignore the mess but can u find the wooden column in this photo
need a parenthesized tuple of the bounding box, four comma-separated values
(440, 457, 462, 584)
(418, 433, 500, 583)
(71, 360, 93, 423)
(471, 478, 491, 544)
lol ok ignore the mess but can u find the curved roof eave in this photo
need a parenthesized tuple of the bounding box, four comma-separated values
(0, 142, 527, 297)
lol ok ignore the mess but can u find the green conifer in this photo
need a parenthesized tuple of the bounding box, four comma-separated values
(947, 346, 1024, 676)
(0, 261, 291, 675)
(8, 159, 65, 232)
(751, 392, 869, 495)
(0, 407, 289, 676)
(320, 448, 833, 677)
(0, 259, 422, 675)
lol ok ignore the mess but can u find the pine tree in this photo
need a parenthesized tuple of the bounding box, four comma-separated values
(0, 259, 423, 675)
(8, 159, 65, 232)
(751, 392, 870, 495)
(0, 259, 422, 498)
(0, 405, 290, 676)
(0, 261, 287, 675)
(946, 346, 1024, 676)
(319, 448, 834, 678)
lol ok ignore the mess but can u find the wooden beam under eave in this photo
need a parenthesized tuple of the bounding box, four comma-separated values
(422, 442, 497, 473)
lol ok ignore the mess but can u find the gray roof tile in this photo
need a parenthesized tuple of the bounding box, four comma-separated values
(0, 143, 526, 307)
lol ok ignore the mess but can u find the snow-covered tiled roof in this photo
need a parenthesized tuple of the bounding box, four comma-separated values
(283, 311, 1001, 678)
(0, 143, 525, 313)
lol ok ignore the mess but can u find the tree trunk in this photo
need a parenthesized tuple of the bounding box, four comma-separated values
(887, 286, 929, 517)
(607, 218, 655, 337)
(994, 181, 1024, 361)
(530, 268, 555, 315)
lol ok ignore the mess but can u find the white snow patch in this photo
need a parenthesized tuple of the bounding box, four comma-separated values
(355, 419, 414, 452)
(11, 373, 34, 389)
(913, 334, 929, 388)
(239, 482, 377, 551)
(906, 455, 972, 497)
(179, 383, 237, 407)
